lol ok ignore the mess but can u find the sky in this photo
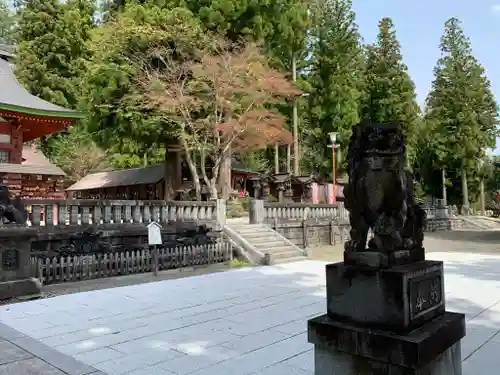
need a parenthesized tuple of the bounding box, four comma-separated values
(352, 0, 500, 153)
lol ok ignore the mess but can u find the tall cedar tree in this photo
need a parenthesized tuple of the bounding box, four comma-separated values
(15, 0, 95, 157)
(363, 17, 420, 162)
(0, 0, 16, 43)
(15, 0, 70, 107)
(102, 0, 278, 42)
(424, 17, 498, 207)
(305, 0, 364, 179)
(264, 0, 309, 174)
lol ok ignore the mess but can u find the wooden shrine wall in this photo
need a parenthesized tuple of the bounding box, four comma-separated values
(1, 173, 66, 199)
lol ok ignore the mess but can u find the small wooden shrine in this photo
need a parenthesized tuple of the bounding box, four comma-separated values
(0, 49, 83, 199)
(67, 160, 261, 201)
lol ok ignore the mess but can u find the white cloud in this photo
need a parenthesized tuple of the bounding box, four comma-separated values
(492, 4, 500, 12)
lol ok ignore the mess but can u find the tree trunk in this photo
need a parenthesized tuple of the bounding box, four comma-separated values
(209, 178, 218, 200)
(292, 55, 299, 176)
(286, 144, 291, 173)
(185, 156, 201, 200)
(442, 168, 447, 205)
(163, 146, 182, 201)
(274, 144, 279, 174)
(480, 177, 485, 216)
(461, 167, 469, 213)
(217, 145, 232, 199)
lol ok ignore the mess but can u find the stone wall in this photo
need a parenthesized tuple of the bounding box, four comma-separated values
(273, 217, 463, 249)
(28, 222, 220, 257)
(272, 220, 349, 248)
(424, 218, 464, 232)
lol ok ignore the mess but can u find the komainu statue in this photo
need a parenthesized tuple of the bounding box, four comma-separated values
(343, 121, 425, 259)
(0, 183, 28, 225)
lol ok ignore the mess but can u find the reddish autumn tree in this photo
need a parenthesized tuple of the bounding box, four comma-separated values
(139, 40, 299, 199)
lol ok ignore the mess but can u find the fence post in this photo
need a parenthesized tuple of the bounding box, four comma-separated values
(329, 220, 334, 245)
(249, 199, 265, 224)
(216, 199, 226, 230)
(302, 220, 308, 248)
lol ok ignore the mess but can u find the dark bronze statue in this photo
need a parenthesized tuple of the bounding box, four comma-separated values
(343, 121, 425, 257)
(0, 183, 27, 225)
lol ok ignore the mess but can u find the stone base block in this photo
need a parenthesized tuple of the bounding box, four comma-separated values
(327, 260, 445, 332)
(0, 278, 41, 301)
(308, 312, 465, 374)
(314, 341, 461, 375)
(344, 247, 425, 268)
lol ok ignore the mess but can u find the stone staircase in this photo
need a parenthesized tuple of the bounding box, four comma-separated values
(223, 223, 307, 265)
(460, 216, 500, 230)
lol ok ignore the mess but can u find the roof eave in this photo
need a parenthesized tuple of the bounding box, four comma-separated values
(0, 103, 85, 120)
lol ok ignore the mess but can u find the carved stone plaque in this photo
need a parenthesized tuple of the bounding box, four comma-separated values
(409, 272, 443, 320)
(2, 249, 19, 270)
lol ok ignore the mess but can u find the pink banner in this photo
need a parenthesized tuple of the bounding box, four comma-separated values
(311, 183, 319, 204)
(327, 184, 334, 204)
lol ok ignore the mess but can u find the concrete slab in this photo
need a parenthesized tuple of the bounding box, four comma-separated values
(0, 252, 498, 375)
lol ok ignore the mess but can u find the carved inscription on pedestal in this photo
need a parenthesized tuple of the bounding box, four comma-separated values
(2, 248, 19, 270)
(409, 272, 443, 320)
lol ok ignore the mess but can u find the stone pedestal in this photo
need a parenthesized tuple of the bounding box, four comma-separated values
(0, 228, 41, 301)
(309, 313, 464, 375)
(327, 260, 444, 332)
(249, 199, 265, 224)
(308, 259, 465, 374)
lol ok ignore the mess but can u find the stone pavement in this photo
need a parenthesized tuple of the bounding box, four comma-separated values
(0, 321, 103, 374)
(0, 252, 499, 375)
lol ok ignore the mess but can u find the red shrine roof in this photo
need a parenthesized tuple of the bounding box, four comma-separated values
(0, 57, 84, 141)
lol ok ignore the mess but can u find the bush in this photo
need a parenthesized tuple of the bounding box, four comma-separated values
(227, 196, 250, 218)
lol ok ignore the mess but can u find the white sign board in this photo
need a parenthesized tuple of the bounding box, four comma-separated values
(147, 221, 163, 245)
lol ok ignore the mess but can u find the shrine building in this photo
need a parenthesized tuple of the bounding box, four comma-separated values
(0, 46, 83, 199)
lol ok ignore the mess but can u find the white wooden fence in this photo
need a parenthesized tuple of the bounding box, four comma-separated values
(30, 242, 232, 285)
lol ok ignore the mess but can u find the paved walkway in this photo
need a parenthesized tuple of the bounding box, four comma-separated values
(0, 251, 499, 374)
(0, 321, 103, 374)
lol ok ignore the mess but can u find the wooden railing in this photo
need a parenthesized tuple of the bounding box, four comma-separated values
(22, 199, 219, 227)
(263, 202, 349, 222)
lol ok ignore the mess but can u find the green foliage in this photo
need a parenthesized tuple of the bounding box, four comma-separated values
(225, 259, 251, 268)
(16, 0, 71, 107)
(15, 0, 95, 108)
(425, 17, 498, 167)
(302, 0, 364, 179)
(47, 125, 109, 181)
(421, 18, 499, 205)
(168, 0, 279, 43)
(237, 151, 269, 172)
(15, 0, 96, 159)
(362, 17, 420, 162)
(83, 3, 207, 167)
(0, 0, 16, 43)
(226, 196, 250, 218)
(264, 0, 309, 72)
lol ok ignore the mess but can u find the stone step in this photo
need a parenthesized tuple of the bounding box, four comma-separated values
(233, 232, 276, 238)
(259, 246, 299, 254)
(231, 226, 271, 233)
(252, 241, 291, 248)
(250, 236, 290, 247)
(272, 256, 308, 265)
(229, 224, 268, 230)
(267, 250, 304, 259)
